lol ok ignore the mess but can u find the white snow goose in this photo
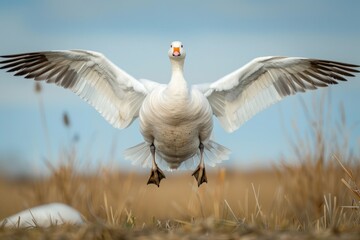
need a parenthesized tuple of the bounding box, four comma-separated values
(1, 41, 359, 187)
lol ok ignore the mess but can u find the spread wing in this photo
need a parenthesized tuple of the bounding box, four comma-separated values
(199, 56, 359, 132)
(0, 50, 152, 128)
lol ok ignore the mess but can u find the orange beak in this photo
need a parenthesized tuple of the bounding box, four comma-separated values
(173, 47, 180, 56)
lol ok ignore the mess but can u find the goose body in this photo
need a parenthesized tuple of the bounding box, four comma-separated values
(1, 41, 359, 186)
(140, 83, 214, 168)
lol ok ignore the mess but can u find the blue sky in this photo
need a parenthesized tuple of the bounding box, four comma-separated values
(0, 0, 359, 176)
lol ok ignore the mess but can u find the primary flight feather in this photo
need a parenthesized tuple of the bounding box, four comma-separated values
(1, 41, 359, 187)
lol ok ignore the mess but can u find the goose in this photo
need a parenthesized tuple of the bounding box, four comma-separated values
(0, 41, 359, 187)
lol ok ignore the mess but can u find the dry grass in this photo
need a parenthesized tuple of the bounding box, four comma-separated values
(0, 87, 360, 239)
(0, 166, 280, 226)
(1, 164, 360, 239)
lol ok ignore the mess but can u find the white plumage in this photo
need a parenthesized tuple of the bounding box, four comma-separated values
(0, 203, 83, 228)
(0, 41, 358, 186)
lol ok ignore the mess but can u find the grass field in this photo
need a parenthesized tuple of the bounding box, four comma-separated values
(1, 154, 360, 239)
(1, 90, 360, 239)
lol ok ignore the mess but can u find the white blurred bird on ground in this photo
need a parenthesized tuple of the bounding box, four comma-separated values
(0, 203, 83, 228)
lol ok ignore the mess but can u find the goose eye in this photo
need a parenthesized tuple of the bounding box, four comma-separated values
(170, 45, 172, 48)
(181, 45, 183, 48)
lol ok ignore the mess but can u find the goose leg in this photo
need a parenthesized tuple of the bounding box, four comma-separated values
(147, 143, 166, 187)
(192, 143, 207, 187)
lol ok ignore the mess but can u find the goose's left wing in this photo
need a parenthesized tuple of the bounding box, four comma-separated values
(197, 56, 359, 132)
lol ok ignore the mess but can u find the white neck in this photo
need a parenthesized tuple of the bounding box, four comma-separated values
(168, 58, 188, 93)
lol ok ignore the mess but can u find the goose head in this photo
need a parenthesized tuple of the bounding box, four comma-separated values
(168, 41, 186, 60)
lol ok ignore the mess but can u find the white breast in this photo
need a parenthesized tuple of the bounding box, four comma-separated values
(139, 86, 213, 168)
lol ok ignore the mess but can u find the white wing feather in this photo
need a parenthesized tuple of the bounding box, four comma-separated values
(199, 56, 359, 132)
(0, 50, 153, 128)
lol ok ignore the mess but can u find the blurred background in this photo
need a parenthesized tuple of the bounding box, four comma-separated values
(0, 0, 360, 178)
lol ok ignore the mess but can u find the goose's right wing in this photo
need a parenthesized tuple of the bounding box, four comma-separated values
(0, 50, 152, 128)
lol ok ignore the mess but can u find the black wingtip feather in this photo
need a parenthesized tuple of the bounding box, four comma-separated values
(318, 59, 360, 68)
(314, 60, 360, 73)
(0, 52, 41, 58)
